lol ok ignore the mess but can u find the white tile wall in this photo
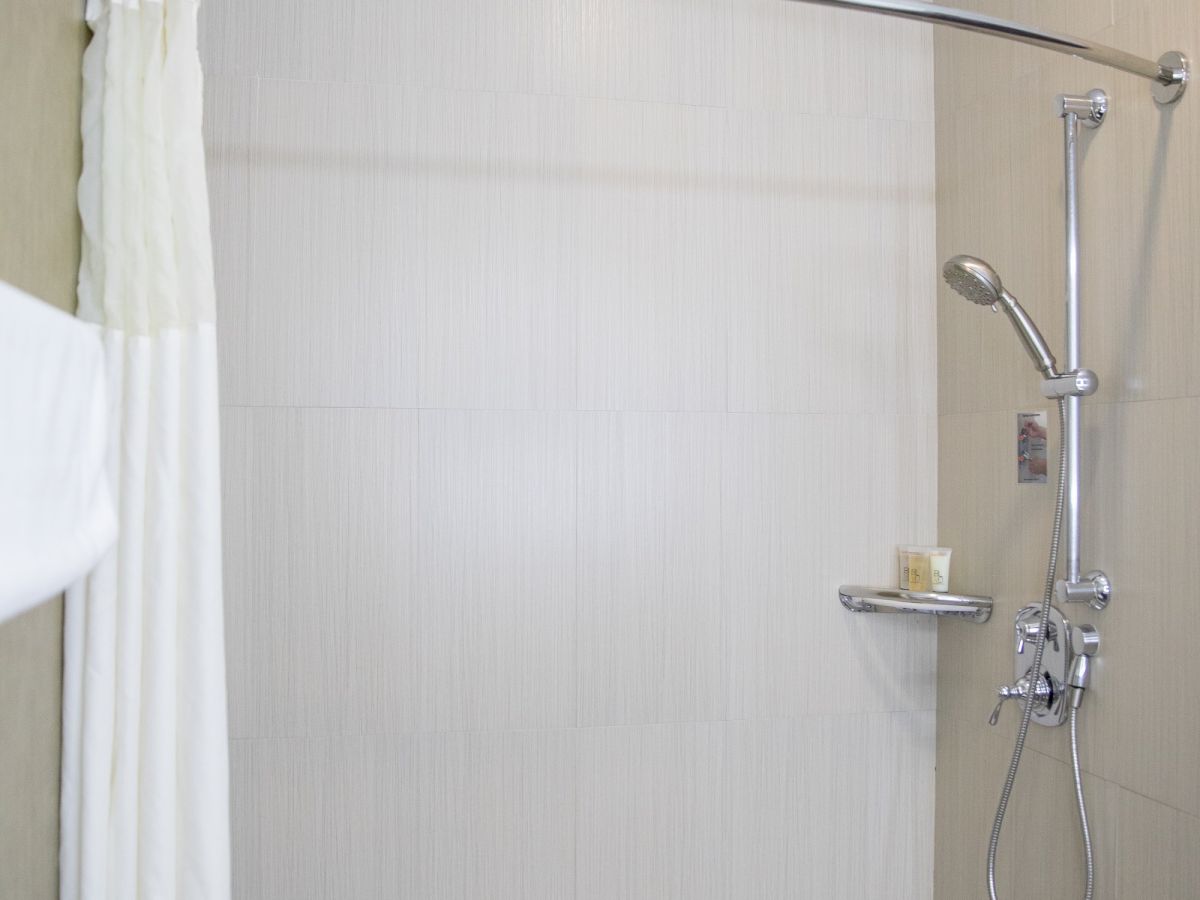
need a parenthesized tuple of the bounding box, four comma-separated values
(577, 412, 726, 726)
(576, 721, 727, 900)
(230, 734, 423, 899)
(416, 410, 577, 733)
(725, 712, 935, 899)
(730, 0, 933, 122)
(221, 407, 420, 739)
(416, 728, 577, 899)
(203, 0, 938, 896)
(203, 75, 256, 341)
(575, 0, 734, 107)
(421, 90, 579, 410)
(723, 413, 938, 721)
(224, 79, 425, 408)
(574, 99, 729, 411)
(725, 113, 937, 415)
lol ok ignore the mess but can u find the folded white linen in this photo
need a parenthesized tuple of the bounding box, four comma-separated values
(0, 280, 117, 623)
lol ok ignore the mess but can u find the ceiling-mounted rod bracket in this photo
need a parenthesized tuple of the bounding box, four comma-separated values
(784, 0, 1189, 105)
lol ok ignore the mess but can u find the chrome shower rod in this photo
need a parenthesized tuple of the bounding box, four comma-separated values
(785, 0, 1189, 104)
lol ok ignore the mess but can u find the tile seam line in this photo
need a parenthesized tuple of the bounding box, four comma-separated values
(1025, 744, 1200, 822)
(220, 403, 938, 416)
(225, 72, 934, 124)
(225, 707, 939, 743)
(938, 392, 1200, 419)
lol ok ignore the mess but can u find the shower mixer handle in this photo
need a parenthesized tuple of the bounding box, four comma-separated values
(988, 673, 1053, 725)
(988, 696, 1006, 727)
(1015, 619, 1058, 654)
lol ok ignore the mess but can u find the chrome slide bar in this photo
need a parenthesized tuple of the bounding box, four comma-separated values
(785, 0, 1189, 103)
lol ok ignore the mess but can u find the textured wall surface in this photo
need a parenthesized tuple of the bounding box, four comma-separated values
(0, 2, 87, 897)
(935, 1, 1200, 897)
(201, 1, 939, 896)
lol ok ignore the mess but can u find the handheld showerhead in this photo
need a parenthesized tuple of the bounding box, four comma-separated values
(942, 255, 1059, 378)
(942, 255, 1004, 307)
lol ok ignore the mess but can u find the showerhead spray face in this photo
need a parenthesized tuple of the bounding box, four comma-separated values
(942, 255, 1059, 378)
(942, 255, 1005, 308)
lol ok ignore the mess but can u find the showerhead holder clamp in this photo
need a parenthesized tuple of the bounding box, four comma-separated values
(1056, 571, 1112, 611)
(1058, 90, 1108, 127)
(1041, 368, 1099, 399)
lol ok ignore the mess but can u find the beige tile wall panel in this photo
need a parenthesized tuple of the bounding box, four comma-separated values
(935, 0, 1200, 896)
(0, 3, 85, 310)
(0, 1, 87, 897)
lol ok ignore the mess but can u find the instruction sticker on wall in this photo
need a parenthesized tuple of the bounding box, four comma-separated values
(1017, 412, 1048, 484)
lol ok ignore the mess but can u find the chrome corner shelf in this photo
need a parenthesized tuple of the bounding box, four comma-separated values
(839, 585, 992, 623)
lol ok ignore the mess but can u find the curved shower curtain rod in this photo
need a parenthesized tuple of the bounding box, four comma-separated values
(785, 0, 1189, 104)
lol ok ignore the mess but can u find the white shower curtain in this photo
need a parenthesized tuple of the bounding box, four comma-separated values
(60, 0, 231, 897)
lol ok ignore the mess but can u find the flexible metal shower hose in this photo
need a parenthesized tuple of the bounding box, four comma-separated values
(986, 399, 1095, 900)
(1071, 705, 1095, 899)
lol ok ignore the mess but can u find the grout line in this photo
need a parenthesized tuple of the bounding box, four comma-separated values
(573, 411, 581, 733)
(718, 411, 729, 724)
(226, 706, 940, 745)
(219, 402, 943, 417)
(1025, 744, 1200, 822)
(937, 392, 1200, 420)
(241, 72, 935, 125)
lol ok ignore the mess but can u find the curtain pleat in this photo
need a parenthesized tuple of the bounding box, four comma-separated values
(62, 0, 231, 897)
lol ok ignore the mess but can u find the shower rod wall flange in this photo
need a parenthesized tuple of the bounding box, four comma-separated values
(785, 0, 1190, 105)
(1152, 51, 1190, 105)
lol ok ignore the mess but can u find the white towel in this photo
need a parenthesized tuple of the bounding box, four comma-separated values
(0, 280, 117, 623)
